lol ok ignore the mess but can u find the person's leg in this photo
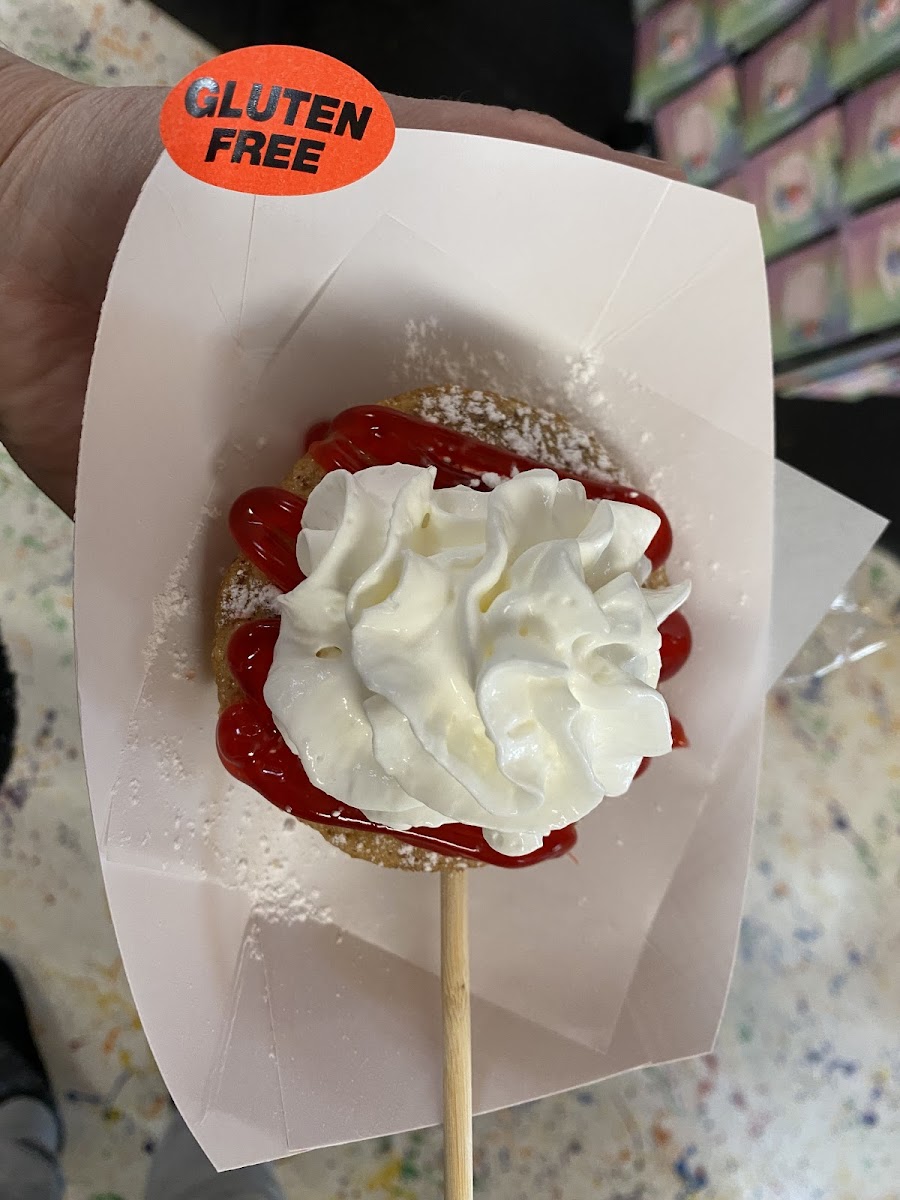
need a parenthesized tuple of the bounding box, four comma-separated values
(0, 959, 64, 1200)
(145, 1109, 285, 1200)
(0, 1097, 64, 1200)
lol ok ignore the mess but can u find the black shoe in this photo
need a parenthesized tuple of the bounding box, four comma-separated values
(0, 626, 16, 791)
(0, 957, 59, 1128)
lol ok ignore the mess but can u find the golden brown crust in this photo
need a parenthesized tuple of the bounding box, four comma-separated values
(213, 387, 651, 871)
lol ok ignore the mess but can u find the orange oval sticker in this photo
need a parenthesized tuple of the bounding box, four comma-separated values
(160, 45, 395, 197)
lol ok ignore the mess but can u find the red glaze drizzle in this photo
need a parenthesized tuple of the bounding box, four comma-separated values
(228, 488, 307, 593)
(220, 404, 690, 867)
(302, 419, 330, 451)
(659, 611, 692, 682)
(635, 716, 689, 779)
(307, 405, 673, 569)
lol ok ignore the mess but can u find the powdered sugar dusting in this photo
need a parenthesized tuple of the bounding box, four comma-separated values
(141, 497, 214, 674)
(143, 559, 191, 671)
(418, 386, 625, 484)
(220, 577, 282, 621)
(394, 841, 445, 872)
(198, 781, 336, 926)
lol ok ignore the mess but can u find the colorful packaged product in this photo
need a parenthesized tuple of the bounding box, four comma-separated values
(635, 0, 726, 114)
(655, 65, 743, 184)
(742, 2, 834, 152)
(781, 353, 900, 398)
(842, 70, 900, 208)
(830, 0, 900, 90)
(716, 0, 812, 53)
(743, 108, 843, 259)
(843, 195, 900, 333)
(768, 235, 851, 358)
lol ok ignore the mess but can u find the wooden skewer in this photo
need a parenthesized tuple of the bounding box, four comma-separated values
(441, 867, 473, 1200)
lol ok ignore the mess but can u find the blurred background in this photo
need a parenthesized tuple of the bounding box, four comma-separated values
(632, 0, 900, 553)
(154, 0, 900, 550)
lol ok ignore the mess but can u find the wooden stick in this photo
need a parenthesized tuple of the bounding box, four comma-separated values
(441, 867, 473, 1200)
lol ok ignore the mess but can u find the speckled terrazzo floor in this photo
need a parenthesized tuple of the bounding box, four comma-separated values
(2, 6, 900, 1198)
(3, 436, 899, 1200)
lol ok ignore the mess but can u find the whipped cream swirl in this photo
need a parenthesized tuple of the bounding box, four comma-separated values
(265, 465, 689, 856)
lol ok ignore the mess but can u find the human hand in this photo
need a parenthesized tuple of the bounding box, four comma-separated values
(0, 52, 678, 517)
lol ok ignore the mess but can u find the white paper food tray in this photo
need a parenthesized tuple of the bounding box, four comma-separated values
(74, 129, 885, 1169)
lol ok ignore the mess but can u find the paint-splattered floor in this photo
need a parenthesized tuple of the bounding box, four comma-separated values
(3, 6, 900, 1198)
(4, 450, 900, 1200)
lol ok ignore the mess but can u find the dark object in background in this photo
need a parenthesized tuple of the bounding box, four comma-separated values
(777, 394, 899, 557)
(0, 630, 16, 789)
(155, 0, 641, 149)
(0, 958, 58, 1118)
